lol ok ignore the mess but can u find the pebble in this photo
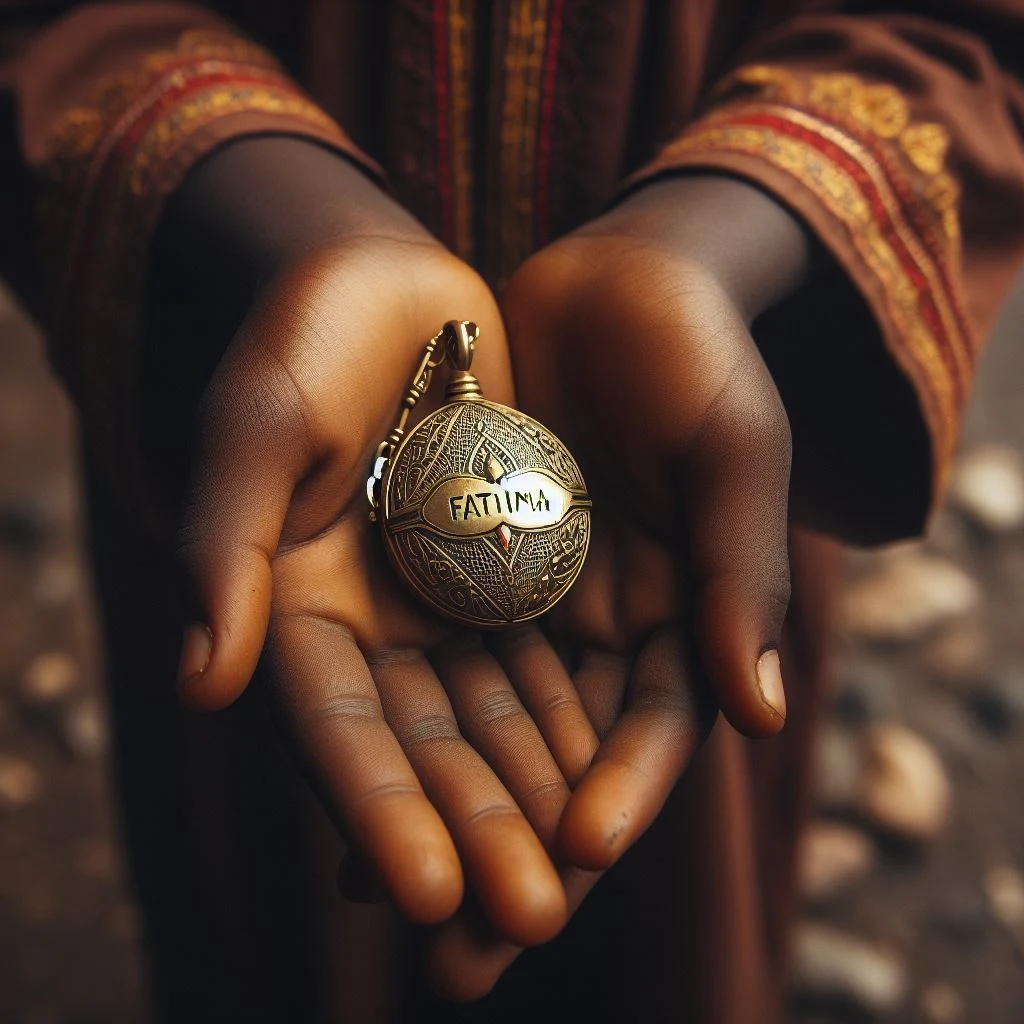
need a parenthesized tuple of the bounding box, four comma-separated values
(791, 922, 906, 1015)
(921, 619, 990, 687)
(0, 755, 42, 807)
(950, 444, 1024, 535)
(858, 723, 951, 843)
(798, 821, 877, 902)
(815, 724, 951, 842)
(19, 650, 79, 706)
(842, 552, 979, 644)
(58, 699, 108, 760)
(919, 982, 964, 1023)
(984, 865, 1024, 929)
(984, 865, 1024, 958)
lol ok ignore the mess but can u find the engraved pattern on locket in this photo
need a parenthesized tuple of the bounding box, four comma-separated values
(368, 321, 591, 628)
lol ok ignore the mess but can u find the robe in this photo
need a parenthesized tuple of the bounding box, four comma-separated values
(2, 2, 1023, 1021)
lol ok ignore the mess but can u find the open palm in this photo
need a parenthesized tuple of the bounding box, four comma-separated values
(428, 187, 796, 996)
(174, 235, 604, 948)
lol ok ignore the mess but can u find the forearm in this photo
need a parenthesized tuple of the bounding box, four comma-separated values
(585, 174, 813, 324)
(142, 137, 416, 502)
(151, 137, 422, 306)
(572, 172, 927, 541)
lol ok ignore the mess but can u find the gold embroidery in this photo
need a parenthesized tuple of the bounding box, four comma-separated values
(497, 0, 550, 281)
(660, 107, 971, 488)
(38, 27, 350, 523)
(44, 29, 282, 168)
(900, 122, 950, 176)
(127, 84, 338, 195)
(721, 65, 957, 240)
(924, 172, 961, 244)
(809, 75, 908, 138)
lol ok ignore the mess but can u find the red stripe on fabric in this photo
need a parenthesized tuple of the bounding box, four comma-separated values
(739, 107, 972, 355)
(730, 111, 968, 402)
(61, 68, 306, 340)
(433, 0, 455, 249)
(535, 0, 565, 245)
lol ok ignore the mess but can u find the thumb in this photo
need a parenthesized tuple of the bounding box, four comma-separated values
(679, 365, 792, 737)
(174, 354, 312, 711)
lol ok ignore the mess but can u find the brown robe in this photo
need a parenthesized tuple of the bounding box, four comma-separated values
(2, 2, 1023, 1021)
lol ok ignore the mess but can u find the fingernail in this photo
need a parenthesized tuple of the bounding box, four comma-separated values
(178, 623, 212, 684)
(756, 648, 786, 722)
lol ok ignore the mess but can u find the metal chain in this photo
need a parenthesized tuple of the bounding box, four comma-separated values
(366, 320, 481, 518)
(365, 327, 449, 517)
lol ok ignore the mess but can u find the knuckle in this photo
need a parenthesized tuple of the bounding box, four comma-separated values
(523, 777, 565, 803)
(306, 693, 382, 725)
(353, 780, 422, 809)
(462, 802, 521, 829)
(538, 690, 580, 719)
(402, 713, 461, 749)
(471, 688, 527, 728)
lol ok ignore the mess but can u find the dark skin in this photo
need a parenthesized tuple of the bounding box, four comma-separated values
(149, 137, 810, 997)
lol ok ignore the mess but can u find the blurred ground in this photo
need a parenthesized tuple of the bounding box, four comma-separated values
(0, 288, 148, 1022)
(0, 280, 1022, 1024)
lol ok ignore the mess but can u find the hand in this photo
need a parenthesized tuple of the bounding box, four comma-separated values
(160, 139, 602, 948)
(428, 175, 808, 996)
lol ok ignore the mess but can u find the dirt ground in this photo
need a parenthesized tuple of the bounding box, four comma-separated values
(1, 279, 1022, 1024)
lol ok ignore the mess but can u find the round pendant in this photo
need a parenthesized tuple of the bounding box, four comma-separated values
(379, 397, 592, 628)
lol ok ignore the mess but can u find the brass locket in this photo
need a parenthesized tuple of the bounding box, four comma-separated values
(367, 320, 591, 628)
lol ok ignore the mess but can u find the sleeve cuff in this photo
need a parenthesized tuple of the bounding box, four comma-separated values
(37, 27, 383, 525)
(621, 65, 975, 508)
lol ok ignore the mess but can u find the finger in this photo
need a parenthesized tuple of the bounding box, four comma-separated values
(432, 635, 573, 846)
(372, 651, 567, 947)
(486, 627, 599, 786)
(572, 648, 630, 740)
(267, 612, 463, 924)
(558, 630, 710, 871)
(427, 865, 602, 1002)
(175, 347, 314, 711)
(679, 352, 792, 736)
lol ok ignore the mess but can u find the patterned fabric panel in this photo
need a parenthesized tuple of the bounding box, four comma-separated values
(38, 28, 368, 521)
(629, 64, 973, 498)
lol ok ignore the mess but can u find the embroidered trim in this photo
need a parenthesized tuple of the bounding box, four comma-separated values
(647, 66, 971, 489)
(495, 0, 553, 283)
(432, 0, 475, 261)
(38, 29, 353, 521)
(714, 66, 962, 245)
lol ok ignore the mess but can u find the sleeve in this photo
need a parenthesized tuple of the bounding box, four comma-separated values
(0, 2, 381, 521)
(622, 4, 1024, 535)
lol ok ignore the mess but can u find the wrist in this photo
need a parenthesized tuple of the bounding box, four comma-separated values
(141, 137, 429, 505)
(155, 136, 426, 295)
(588, 174, 812, 324)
